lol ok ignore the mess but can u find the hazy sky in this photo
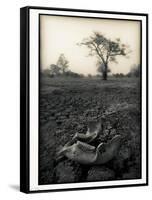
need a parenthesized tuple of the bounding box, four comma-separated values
(40, 15, 140, 75)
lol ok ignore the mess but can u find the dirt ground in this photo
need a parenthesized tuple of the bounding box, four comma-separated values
(39, 76, 141, 184)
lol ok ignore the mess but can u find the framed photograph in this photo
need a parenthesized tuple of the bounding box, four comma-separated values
(20, 6, 148, 193)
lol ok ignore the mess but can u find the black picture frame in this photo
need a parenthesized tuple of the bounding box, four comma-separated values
(20, 6, 148, 193)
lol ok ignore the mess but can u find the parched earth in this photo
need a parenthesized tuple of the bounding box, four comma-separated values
(39, 76, 141, 185)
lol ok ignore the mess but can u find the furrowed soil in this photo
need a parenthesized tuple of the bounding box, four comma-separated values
(39, 76, 141, 184)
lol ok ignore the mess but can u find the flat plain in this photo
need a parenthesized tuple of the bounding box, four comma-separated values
(39, 76, 141, 184)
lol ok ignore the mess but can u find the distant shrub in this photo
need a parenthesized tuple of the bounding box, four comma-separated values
(50, 64, 61, 76)
(64, 71, 83, 78)
(95, 74, 102, 78)
(113, 73, 125, 78)
(127, 64, 140, 77)
(88, 74, 92, 78)
(42, 65, 84, 78)
(41, 69, 51, 77)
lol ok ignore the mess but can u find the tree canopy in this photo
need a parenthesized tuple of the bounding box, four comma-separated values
(56, 53, 69, 74)
(49, 54, 69, 76)
(79, 32, 129, 80)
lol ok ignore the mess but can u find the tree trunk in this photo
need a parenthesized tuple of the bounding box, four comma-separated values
(102, 64, 107, 80)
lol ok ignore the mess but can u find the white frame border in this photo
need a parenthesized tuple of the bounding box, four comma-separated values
(29, 8, 148, 191)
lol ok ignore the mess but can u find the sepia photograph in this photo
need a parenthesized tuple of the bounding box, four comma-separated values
(39, 14, 142, 184)
(20, 7, 148, 193)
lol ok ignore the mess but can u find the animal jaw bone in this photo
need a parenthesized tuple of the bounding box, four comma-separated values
(56, 120, 102, 162)
(72, 120, 102, 143)
(94, 135, 122, 164)
(56, 135, 122, 165)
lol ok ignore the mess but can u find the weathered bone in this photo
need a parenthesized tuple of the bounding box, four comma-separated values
(56, 135, 122, 165)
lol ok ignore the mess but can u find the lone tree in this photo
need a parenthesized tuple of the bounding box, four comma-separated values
(79, 32, 129, 80)
(56, 54, 69, 74)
